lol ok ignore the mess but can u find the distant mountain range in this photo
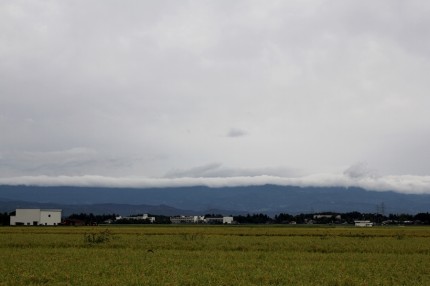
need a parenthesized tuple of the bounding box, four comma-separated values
(1, 184, 430, 215)
(0, 200, 211, 216)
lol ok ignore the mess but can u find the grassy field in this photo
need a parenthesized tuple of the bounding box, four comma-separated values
(0, 225, 429, 285)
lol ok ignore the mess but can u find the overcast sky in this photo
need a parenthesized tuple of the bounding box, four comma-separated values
(1, 1, 430, 193)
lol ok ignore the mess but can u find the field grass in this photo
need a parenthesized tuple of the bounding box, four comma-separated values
(0, 225, 430, 285)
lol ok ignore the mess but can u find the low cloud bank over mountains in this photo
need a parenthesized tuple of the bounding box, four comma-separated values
(1, 170, 430, 195)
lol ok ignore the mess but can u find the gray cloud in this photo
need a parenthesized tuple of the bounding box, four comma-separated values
(0, 148, 97, 175)
(226, 128, 247, 138)
(1, 1, 430, 184)
(164, 163, 300, 178)
(344, 162, 378, 179)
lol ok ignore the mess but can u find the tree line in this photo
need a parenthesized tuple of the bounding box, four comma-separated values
(236, 212, 430, 225)
(1, 211, 429, 225)
(64, 213, 171, 225)
(61, 211, 430, 225)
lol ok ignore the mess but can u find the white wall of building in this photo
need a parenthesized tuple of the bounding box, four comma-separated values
(10, 209, 62, 226)
(171, 215, 235, 224)
(115, 214, 155, 223)
(354, 220, 373, 227)
(10, 209, 40, 226)
(222, 217, 234, 224)
(40, 210, 62, 225)
(170, 215, 205, 224)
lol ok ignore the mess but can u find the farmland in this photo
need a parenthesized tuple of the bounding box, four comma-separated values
(0, 226, 430, 285)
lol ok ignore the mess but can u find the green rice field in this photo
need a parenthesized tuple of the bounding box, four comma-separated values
(0, 225, 429, 285)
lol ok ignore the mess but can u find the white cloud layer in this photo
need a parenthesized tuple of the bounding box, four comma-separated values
(164, 163, 301, 178)
(1, 172, 430, 195)
(1, 1, 430, 189)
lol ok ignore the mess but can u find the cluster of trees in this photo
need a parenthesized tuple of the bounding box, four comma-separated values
(0, 212, 10, 226)
(204, 212, 430, 225)
(64, 213, 172, 225)
(114, 214, 171, 224)
(234, 214, 272, 224)
(233, 212, 430, 225)
(65, 213, 118, 225)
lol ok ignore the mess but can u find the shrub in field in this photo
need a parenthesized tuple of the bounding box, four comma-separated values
(396, 232, 406, 240)
(83, 229, 113, 244)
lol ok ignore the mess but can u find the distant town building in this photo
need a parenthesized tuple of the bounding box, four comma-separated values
(10, 209, 62, 226)
(222, 216, 234, 224)
(115, 214, 155, 223)
(354, 220, 373, 227)
(170, 216, 205, 224)
(170, 215, 234, 224)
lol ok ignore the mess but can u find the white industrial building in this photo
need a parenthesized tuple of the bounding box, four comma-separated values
(170, 215, 234, 224)
(10, 209, 62, 226)
(115, 214, 155, 223)
(354, 220, 373, 227)
(170, 215, 205, 224)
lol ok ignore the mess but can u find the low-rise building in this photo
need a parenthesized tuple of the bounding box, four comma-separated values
(10, 209, 62, 226)
(354, 220, 373, 227)
(170, 215, 234, 224)
(222, 216, 234, 224)
(170, 216, 205, 224)
(115, 214, 155, 223)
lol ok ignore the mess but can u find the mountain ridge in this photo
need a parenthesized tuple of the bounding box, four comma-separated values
(0, 199, 242, 216)
(1, 184, 429, 215)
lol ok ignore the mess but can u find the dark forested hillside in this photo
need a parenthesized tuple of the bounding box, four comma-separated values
(1, 184, 430, 215)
